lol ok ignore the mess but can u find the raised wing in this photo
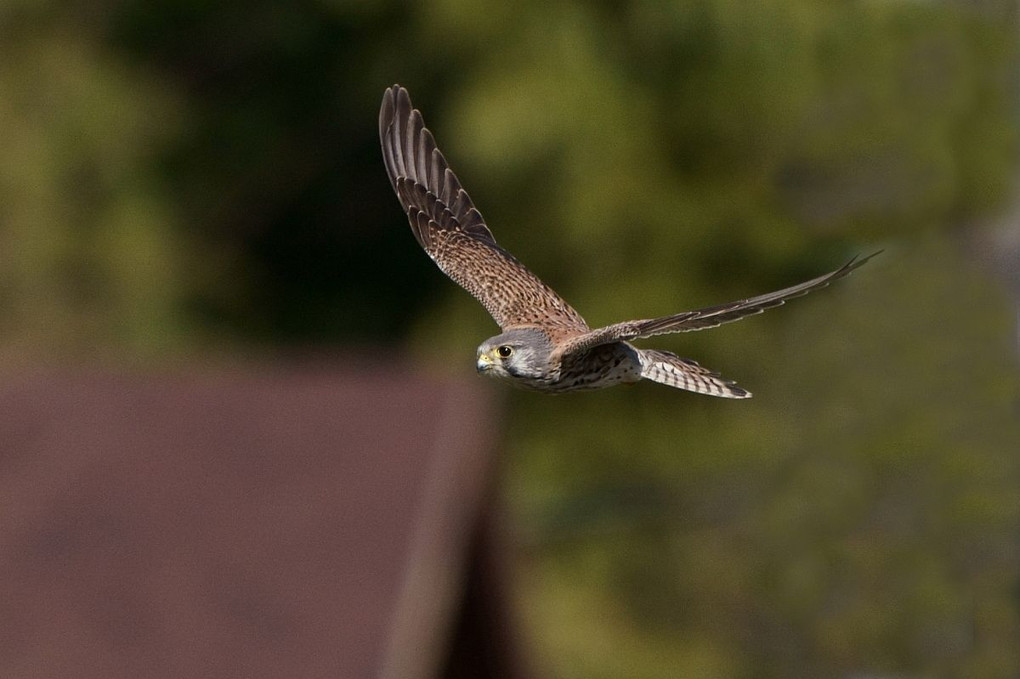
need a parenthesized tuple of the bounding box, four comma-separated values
(560, 253, 880, 356)
(379, 85, 588, 336)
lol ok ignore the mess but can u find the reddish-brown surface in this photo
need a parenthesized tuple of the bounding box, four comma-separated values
(0, 365, 498, 678)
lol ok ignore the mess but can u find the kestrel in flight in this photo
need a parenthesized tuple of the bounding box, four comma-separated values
(379, 85, 875, 398)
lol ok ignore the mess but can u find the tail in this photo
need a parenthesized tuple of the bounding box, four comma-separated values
(638, 349, 751, 399)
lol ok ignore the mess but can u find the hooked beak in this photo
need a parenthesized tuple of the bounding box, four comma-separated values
(476, 353, 494, 373)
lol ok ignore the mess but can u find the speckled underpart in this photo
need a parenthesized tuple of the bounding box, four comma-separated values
(380, 85, 876, 398)
(551, 342, 644, 392)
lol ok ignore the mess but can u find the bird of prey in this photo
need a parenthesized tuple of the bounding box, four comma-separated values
(379, 85, 875, 398)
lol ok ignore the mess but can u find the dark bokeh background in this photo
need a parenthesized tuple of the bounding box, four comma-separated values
(1, 1, 1018, 677)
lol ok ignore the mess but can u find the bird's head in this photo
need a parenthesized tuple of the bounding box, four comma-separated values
(476, 328, 555, 384)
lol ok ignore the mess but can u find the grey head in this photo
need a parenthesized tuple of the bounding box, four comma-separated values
(476, 328, 556, 386)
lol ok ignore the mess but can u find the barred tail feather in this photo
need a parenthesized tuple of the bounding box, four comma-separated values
(638, 349, 751, 399)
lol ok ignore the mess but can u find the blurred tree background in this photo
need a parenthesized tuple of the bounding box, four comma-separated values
(1, 0, 1018, 677)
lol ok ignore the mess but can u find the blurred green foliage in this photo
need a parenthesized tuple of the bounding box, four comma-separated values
(1, 0, 1017, 677)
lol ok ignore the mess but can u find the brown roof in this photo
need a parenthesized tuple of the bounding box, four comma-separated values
(0, 364, 500, 678)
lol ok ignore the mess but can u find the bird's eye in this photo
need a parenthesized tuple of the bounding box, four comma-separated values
(496, 345, 513, 358)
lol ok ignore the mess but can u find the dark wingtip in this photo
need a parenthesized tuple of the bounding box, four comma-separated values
(850, 249, 883, 267)
(379, 86, 396, 141)
(833, 249, 883, 280)
(379, 84, 412, 139)
(388, 84, 412, 115)
(383, 83, 406, 101)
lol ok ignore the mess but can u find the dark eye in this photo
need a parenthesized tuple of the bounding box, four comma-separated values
(496, 345, 513, 358)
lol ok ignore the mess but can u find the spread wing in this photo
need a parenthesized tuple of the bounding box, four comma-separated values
(560, 253, 880, 356)
(379, 85, 588, 337)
